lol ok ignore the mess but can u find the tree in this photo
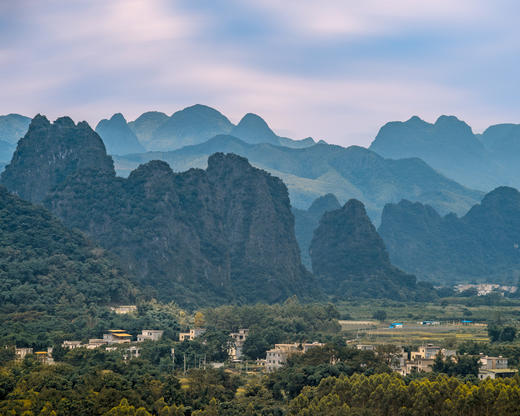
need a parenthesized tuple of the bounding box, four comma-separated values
(372, 310, 387, 322)
(194, 312, 205, 328)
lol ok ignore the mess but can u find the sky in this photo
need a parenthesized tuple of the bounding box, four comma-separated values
(0, 0, 519, 146)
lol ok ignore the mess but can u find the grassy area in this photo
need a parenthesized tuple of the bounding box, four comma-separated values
(336, 298, 520, 347)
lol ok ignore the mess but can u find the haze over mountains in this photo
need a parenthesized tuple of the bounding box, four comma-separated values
(370, 115, 520, 191)
(310, 199, 433, 300)
(379, 187, 520, 285)
(115, 134, 481, 219)
(0, 113, 439, 305)
(2, 106, 520, 294)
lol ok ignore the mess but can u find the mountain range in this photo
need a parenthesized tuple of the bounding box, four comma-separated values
(379, 186, 520, 285)
(370, 115, 520, 191)
(1, 115, 318, 307)
(114, 134, 482, 220)
(119, 104, 316, 152)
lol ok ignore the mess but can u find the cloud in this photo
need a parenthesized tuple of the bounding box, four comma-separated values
(0, 0, 519, 147)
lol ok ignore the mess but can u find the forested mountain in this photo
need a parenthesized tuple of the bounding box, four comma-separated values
(115, 134, 482, 219)
(369, 115, 520, 191)
(309, 199, 433, 300)
(95, 113, 145, 155)
(1, 115, 114, 203)
(1, 115, 316, 306)
(379, 186, 520, 284)
(0, 185, 134, 346)
(293, 193, 341, 269)
(45, 153, 316, 306)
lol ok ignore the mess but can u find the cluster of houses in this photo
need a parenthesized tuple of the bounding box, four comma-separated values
(356, 343, 518, 379)
(178, 326, 324, 370)
(13, 329, 164, 364)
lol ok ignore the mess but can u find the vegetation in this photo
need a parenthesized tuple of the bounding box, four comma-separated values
(0, 186, 136, 348)
(379, 186, 520, 285)
(310, 199, 435, 301)
(288, 373, 520, 415)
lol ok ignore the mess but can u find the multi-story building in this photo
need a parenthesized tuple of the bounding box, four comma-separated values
(62, 341, 82, 349)
(15, 347, 33, 360)
(229, 329, 249, 360)
(265, 342, 324, 372)
(411, 344, 441, 360)
(137, 330, 164, 342)
(179, 328, 205, 342)
(103, 330, 132, 344)
(479, 355, 508, 370)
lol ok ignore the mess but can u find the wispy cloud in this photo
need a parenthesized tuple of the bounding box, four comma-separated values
(0, 0, 518, 145)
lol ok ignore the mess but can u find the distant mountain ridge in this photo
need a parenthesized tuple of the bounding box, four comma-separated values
(293, 193, 341, 269)
(370, 115, 520, 191)
(98, 105, 317, 153)
(114, 134, 483, 220)
(95, 113, 146, 155)
(0, 114, 31, 163)
(379, 186, 520, 284)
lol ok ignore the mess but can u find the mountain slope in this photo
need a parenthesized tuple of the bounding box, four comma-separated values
(114, 134, 482, 219)
(0, 140, 14, 163)
(1, 115, 316, 306)
(0, 113, 31, 144)
(0, 185, 134, 344)
(1, 115, 114, 203)
(128, 111, 169, 146)
(310, 199, 432, 300)
(95, 113, 146, 155)
(44, 153, 317, 305)
(148, 104, 234, 151)
(379, 187, 520, 284)
(293, 194, 341, 269)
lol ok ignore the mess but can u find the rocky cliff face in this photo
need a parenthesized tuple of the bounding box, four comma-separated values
(95, 113, 145, 155)
(45, 153, 316, 305)
(379, 187, 520, 284)
(3, 115, 315, 305)
(310, 199, 426, 300)
(1, 115, 114, 203)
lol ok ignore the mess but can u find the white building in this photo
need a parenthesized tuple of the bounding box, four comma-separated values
(137, 330, 164, 342)
(62, 341, 83, 349)
(265, 342, 324, 372)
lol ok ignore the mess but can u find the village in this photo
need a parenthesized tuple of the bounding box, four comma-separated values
(12, 320, 519, 380)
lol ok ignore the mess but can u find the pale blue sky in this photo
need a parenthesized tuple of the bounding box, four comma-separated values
(0, 0, 518, 146)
